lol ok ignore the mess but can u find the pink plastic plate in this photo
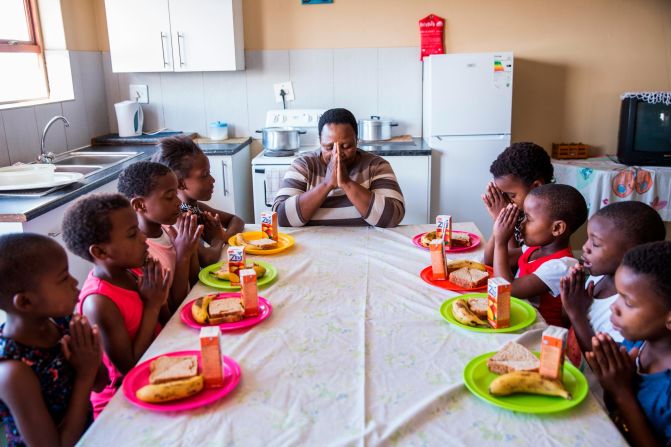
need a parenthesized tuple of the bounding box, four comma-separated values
(122, 350, 241, 412)
(180, 293, 272, 331)
(412, 230, 481, 253)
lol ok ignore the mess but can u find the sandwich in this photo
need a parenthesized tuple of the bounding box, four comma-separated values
(450, 232, 471, 247)
(487, 341, 541, 375)
(208, 298, 245, 324)
(466, 297, 488, 319)
(209, 262, 266, 281)
(249, 238, 278, 250)
(448, 267, 489, 289)
(136, 355, 204, 403)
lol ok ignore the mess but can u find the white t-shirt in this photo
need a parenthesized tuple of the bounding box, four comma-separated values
(587, 275, 623, 342)
(518, 245, 578, 297)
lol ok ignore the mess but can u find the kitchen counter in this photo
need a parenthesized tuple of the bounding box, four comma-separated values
(358, 137, 431, 156)
(0, 138, 251, 222)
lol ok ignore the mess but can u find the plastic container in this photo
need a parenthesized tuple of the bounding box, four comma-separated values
(0, 164, 56, 186)
(208, 121, 229, 140)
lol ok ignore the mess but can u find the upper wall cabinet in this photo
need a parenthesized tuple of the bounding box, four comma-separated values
(105, 0, 245, 73)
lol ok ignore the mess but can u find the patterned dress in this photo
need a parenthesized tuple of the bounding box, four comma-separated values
(0, 316, 90, 446)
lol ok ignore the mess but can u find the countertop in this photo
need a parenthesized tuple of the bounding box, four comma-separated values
(358, 137, 431, 156)
(0, 138, 251, 223)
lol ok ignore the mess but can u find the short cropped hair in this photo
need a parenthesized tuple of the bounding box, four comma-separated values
(118, 161, 173, 199)
(152, 135, 204, 180)
(595, 201, 666, 244)
(318, 108, 358, 138)
(62, 193, 130, 262)
(0, 233, 62, 304)
(622, 241, 671, 306)
(490, 142, 554, 185)
(528, 184, 587, 232)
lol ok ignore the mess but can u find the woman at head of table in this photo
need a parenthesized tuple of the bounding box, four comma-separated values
(272, 108, 405, 228)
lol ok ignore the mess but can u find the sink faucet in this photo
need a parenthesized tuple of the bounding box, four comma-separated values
(38, 115, 70, 163)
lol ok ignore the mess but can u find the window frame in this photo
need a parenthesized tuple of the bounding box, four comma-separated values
(0, 0, 43, 54)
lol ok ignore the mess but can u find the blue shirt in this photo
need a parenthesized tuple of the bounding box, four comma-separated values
(622, 340, 671, 446)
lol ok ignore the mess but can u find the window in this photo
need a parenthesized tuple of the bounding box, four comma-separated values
(0, 0, 48, 104)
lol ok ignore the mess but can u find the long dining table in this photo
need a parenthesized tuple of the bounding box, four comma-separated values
(79, 223, 627, 446)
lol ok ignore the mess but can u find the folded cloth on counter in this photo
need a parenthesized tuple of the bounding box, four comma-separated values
(264, 167, 290, 206)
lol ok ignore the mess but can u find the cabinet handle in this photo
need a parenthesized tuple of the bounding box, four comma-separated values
(263, 180, 272, 207)
(177, 32, 185, 67)
(221, 160, 229, 196)
(160, 32, 169, 67)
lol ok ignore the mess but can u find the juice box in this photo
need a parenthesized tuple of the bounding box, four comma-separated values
(429, 239, 447, 280)
(199, 326, 224, 388)
(539, 325, 568, 380)
(436, 215, 453, 248)
(227, 246, 245, 287)
(487, 277, 511, 329)
(240, 268, 259, 317)
(260, 211, 278, 241)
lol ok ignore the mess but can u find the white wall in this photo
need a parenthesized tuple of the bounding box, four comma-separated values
(101, 48, 423, 139)
(0, 51, 109, 166)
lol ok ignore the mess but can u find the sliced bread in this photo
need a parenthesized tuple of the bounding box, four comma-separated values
(249, 238, 278, 249)
(149, 355, 198, 384)
(450, 233, 471, 247)
(467, 297, 488, 318)
(487, 341, 540, 375)
(208, 298, 245, 324)
(448, 267, 489, 289)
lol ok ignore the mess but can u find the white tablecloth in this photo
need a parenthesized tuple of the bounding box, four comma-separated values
(79, 224, 626, 446)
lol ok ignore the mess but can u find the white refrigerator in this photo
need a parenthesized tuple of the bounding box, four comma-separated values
(423, 52, 513, 238)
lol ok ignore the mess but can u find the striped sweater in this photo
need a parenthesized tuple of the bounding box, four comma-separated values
(272, 149, 405, 227)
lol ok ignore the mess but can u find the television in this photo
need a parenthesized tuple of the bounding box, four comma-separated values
(617, 94, 671, 166)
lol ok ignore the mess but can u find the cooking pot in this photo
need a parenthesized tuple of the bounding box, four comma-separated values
(357, 116, 398, 142)
(256, 127, 306, 151)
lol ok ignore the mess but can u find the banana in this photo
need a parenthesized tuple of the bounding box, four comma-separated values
(252, 263, 266, 278)
(191, 294, 216, 324)
(445, 259, 488, 273)
(136, 375, 204, 403)
(452, 299, 488, 327)
(489, 371, 571, 400)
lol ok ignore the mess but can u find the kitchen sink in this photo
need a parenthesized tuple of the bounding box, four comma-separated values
(52, 151, 140, 167)
(54, 165, 103, 177)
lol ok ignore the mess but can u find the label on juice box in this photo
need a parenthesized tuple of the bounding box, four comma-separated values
(260, 211, 278, 241)
(429, 239, 447, 280)
(540, 325, 568, 380)
(435, 215, 452, 248)
(227, 246, 245, 287)
(240, 268, 259, 317)
(487, 277, 511, 329)
(199, 326, 224, 388)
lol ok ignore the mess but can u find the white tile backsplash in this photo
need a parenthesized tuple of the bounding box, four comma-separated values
(203, 71, 249, 137)
(2, 107, 40, 164)
(334, 48, 379, 125)
(102, 52, 120, 133)
(62, 52, 93, 149)
(289, 49, 334, 110)
(0, 114, 10, 167)
(34, 102, 67, 155)
(118, 72, 165, 132)
(78, 52, 109, 139)
(161, 72, 206, 135)
(245, 50, 290, 133)
(378, 47, 422, 137)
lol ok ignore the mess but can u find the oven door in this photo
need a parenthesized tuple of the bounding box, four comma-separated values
(252, 165, 291, 224)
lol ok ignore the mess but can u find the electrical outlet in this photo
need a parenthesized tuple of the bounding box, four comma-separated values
(273, 81, 294, 103)
(129, 84, 149, 104)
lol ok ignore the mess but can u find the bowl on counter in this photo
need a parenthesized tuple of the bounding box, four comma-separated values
(0, 164, 56, 186)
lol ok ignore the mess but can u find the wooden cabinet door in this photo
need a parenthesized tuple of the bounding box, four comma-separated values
(168, 0, 244, 71)
(105, 0, 173, 72)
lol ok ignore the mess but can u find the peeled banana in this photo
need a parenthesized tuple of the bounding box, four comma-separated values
(489, 371, 571, 399)
(136, 375, 204, 403)
(445, 259, 488, 273)
(209, 263, 266, 281)
(452, 299, 488, 327)
(191, 294, 216, 324)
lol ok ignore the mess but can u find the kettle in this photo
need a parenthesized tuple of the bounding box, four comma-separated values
(114, 100, 144, 137)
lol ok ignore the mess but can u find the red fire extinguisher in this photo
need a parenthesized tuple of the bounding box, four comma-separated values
(419, 14, 445, 61)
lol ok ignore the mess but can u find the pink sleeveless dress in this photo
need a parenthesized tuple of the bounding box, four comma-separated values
(78, 270, 161, 418)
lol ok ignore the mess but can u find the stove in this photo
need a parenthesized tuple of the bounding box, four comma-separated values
(252, 109, 325, 221)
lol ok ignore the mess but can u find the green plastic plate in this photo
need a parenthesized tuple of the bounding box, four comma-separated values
(463, 351, 589, 413)
(198, 260, 277, 291)
(440, 293, 537, 333)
